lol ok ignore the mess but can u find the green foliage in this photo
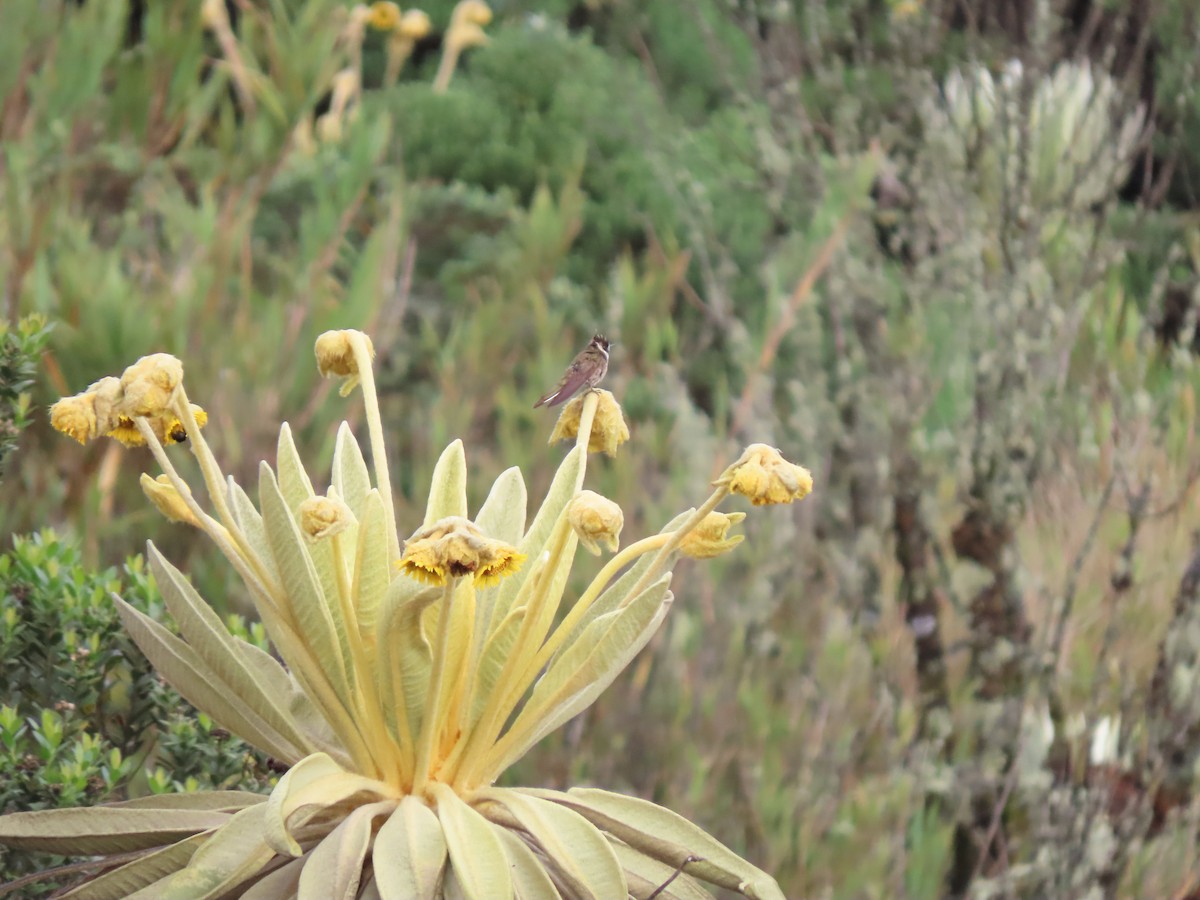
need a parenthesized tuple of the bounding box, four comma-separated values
(0, 316, 50, 475)
(3, 0, 1200, 895)
(0, 532, 269, 891)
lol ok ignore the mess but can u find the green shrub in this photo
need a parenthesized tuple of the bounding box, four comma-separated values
(0, 532, 269, 893)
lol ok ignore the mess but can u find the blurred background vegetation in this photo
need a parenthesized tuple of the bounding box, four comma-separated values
(4, 0, 1200, 895)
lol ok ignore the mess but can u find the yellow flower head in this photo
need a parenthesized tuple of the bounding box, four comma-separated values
(119, 354, 184, 418)
(397, 8, 432, 38)
(49, 394, 99, 445)
(399, 516, 525, 587)
(315, 329, 374, 395)
(549, 390, 629, 457)
(447, 21, 489, 51)
(141, 474, 199, 526)
(366, 0, 402, 30)
(452, 0, 492, 26)
(715, 443, 814, 506)
(569, 491, 623, 555)
(105, 404, 208, 448)
(680, 511, 745, 559)
(298, 495, 356, 541)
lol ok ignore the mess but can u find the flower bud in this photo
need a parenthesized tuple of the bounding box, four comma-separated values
(680, 511, 745, 559)
(366, 0, 401, 30)
(141, 474, 199, 526)
(315, 330, 374, 395)
(298, 495, 356, 541)
(569, 491, 624, 555)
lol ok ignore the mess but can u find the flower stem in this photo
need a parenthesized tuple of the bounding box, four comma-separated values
(573, 390, 599, 491)
(349, 333, 401, 565)
(411, 582, 457, 797)
(623, 486, 730, 606)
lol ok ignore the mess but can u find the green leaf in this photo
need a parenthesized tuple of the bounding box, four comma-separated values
(549, 512, 689, 667)
(113, 595, 303, 763)
(493, 827, 562, 900)
(468, 605, 525, 726)
(259, 463, 353, 707)
(58, 834, 208, 900)
(276, 423, 317, 512)
(483, 577, 672, 779)
(263, 752, 344, 857)
(475, 466, 527, 545)
(430, 782, 513, 900)
(241, 854, 306, 900)
(352, 490, 392, 645)
(376, 579, 440, 742)
(109, 793, 266, 812)
(423, 439, 468, 526)
(374, 795, 448, 900)
(264, 753, 395, 858)
(297, 800, 396, 900)
(489, 447, 581, 630)
(475, 789, 625, 900)
(160, 804, 276, 900)
(332, 420, 372, 526)
(228, 477, 281, 586)
(525, 789, 784, 900)
(608, 841, 715, 900)
(275, 426, 359, 677)
(147, 543, 312, 758)
(0, 806, 229, 854)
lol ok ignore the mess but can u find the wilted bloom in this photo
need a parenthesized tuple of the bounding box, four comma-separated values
(119, 353, 184, 418)
(106, 404, 208, 448)
(716, 443, 814, 506)
(49, 393, 100, 445)
(400, 516, 525, 586)
(315, 329, 373, 394)
(298, 495, 356, 541)
(366, 0, 401, 30)
(569, 491, 623, 555)
(549, 389, 629, 456)
(680, 511, 746, 559)
(141, 474, 199, 526)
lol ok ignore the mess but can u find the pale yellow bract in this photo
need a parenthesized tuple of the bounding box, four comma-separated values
(10, 329, 811, 899)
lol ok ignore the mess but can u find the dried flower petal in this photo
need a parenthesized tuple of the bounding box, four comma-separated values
(715, 444, 814, 506)
(680, 511, 745, 559)
(549, 390, 629, 457)
(399, 516, 525, 587)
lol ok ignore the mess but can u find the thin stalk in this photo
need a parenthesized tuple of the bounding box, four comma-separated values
(520, 532, 671, 681)
(411, 582, 457, 797)
(573, 390, 600, 490)
(623, 487, 729, 605)
(449, 516, 575, 788)
(350, 333, 402, 564)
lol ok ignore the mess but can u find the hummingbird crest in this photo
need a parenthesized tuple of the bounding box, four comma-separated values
(534, 334, 611, 408)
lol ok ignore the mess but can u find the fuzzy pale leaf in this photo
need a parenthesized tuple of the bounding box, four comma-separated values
(297, 800, 396, 900)
(160, 804, 275, 900)
(476, 788, 625, 899)
(373, 795, 448, 900)
(424, 439, 468, 526)
(430, 782, 513, 900)
(58, 834, 208, 900)
(0, 806, 228, 854)
(528, 789, 784, 900)
(113, 595, 302, 762)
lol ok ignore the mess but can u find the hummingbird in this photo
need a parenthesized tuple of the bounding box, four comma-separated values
(534, 334, 611, 408)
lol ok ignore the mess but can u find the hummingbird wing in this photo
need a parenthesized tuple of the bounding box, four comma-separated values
(534, 359, 591, 408)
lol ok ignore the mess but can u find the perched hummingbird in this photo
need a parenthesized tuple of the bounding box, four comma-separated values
(534, 334, 611, 408)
